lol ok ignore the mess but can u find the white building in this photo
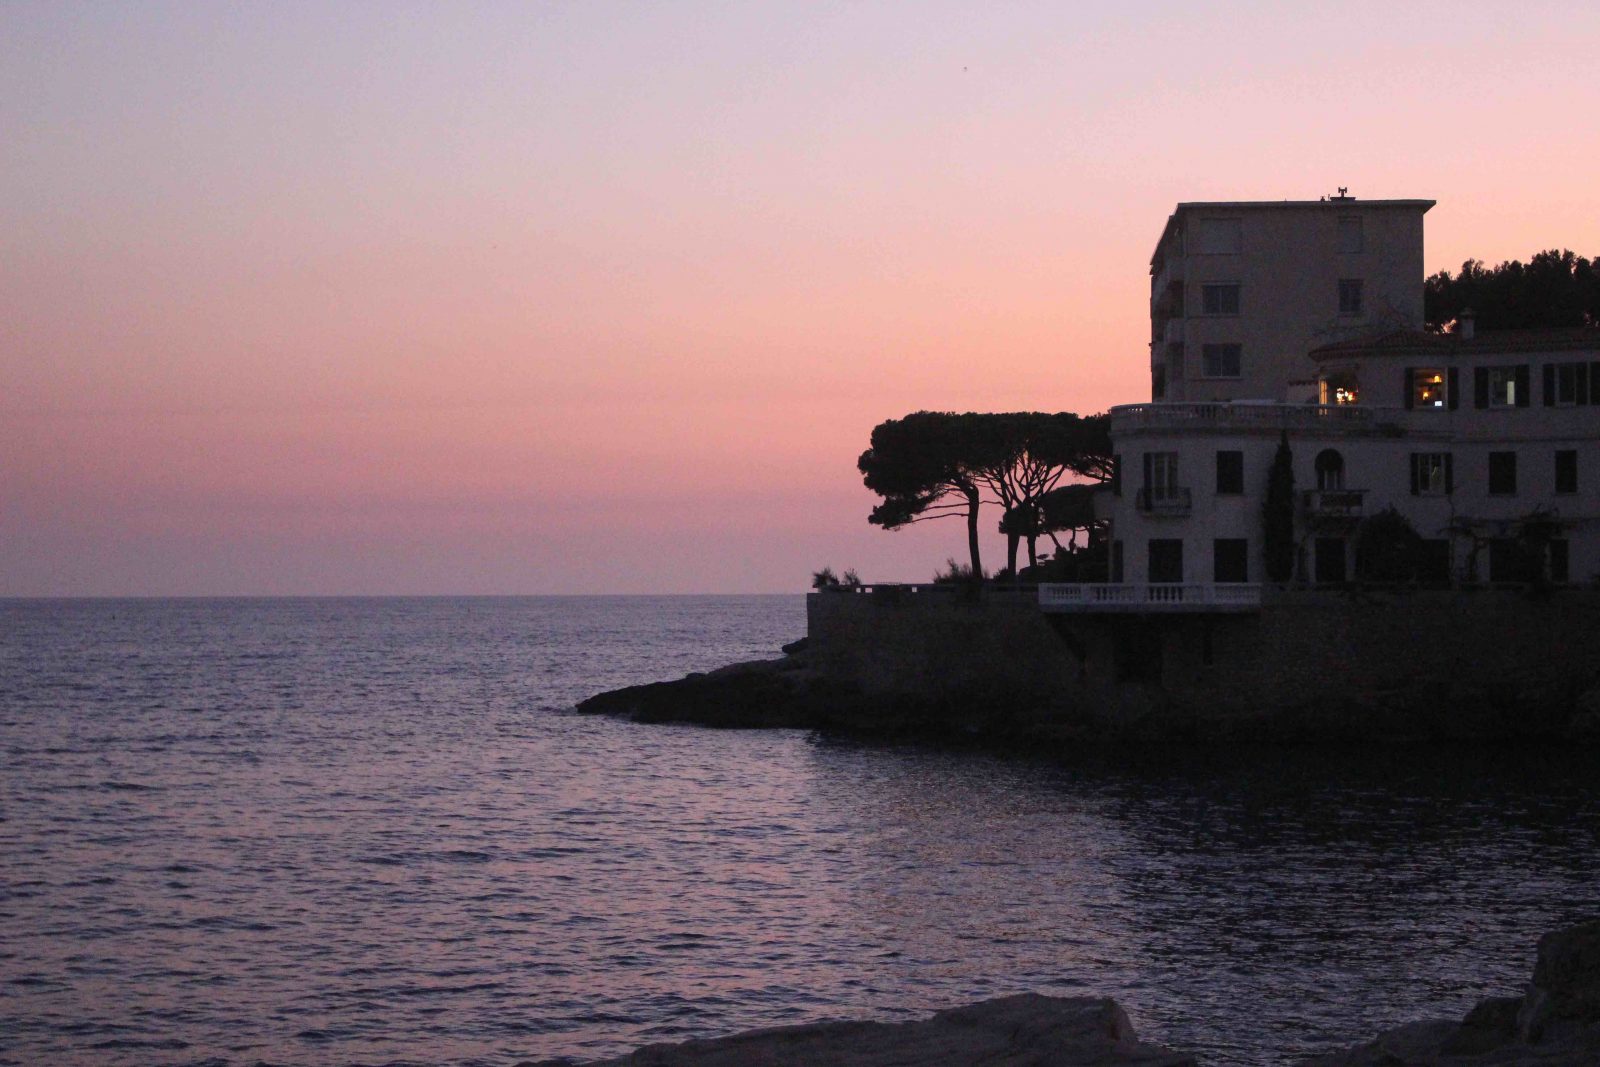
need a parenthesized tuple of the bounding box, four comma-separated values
(1149, 195, 1433, 403)
(1047, 196, 1599, 613)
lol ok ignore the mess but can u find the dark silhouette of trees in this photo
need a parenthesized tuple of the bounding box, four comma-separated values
(858, 412, 1004, 581)
(1353, 507, 1424, 582)
(1424, 250, 1600, 331)
(858, 411, 1112, 582)
(1263, 433, 1296, 582)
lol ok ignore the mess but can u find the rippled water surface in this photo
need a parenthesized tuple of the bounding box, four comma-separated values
(2, 596, 1598, 1066)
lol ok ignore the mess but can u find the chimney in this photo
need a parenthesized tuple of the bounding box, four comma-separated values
(1459, 308, 1476, 340)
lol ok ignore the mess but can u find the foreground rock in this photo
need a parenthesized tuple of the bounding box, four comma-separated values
(575, 651, 1098, 742)
(525, 994, 1195, 1066)
(1303, 921, 1600, 1065)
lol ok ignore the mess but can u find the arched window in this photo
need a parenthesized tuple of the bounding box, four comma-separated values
(1315, 449, 1345, 490)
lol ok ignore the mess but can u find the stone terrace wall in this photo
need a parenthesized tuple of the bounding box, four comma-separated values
(806, 587, 1600, 740)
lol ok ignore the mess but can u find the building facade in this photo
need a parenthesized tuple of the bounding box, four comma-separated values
(1149, 196, 1432, 404)
(1061, 196, 1600, 611)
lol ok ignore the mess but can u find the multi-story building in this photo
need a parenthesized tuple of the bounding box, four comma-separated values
(1045, 195, 1598, 615)
(1149, 195, 1433, 404)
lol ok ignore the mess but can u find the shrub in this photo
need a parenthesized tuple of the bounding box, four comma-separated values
(1354, 507, 1424, 582)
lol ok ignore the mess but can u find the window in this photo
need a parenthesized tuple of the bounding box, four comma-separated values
(1196, 218, 1242, 254)
(1488, 451, 1517, 495)
(1551, 540, 1570, 583)
(1411, 368, 1448, 409)
(1202, 343, 1242, 378)
(1476, 365, 1529, 408)
(1215, 450, 1244, 494)
(1410, 452, 1452, 495)
(1144, 452, 1180, 499)
(1544, 362, 1592, 406)
(1111, 540, 1124, 584)
(1314, 538, 1347, 584)
(1148, 539, 1184, 583)
(1338, 279, 1364, 316)
(1418, 540, 1451, 584)
(1488, 539, 1525, 582)
(1213, 539, 1249, 583)
(1314, 449, 1345, 490)
(1556, 450, 1578, 494)
(1338, 216, 1364, 254)
(1112, 454, 1123, 496)
(1152, 364, 1166, 399)
(1201, 283, 1240, 316)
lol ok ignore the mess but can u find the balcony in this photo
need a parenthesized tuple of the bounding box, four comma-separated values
(1111, 402, 1389, 435)
(1135, 487, 1192, 515)
(1303, 488, 1367, 519)
(1151, 256, 1184, 301)
(1040, 582, 1262, 613)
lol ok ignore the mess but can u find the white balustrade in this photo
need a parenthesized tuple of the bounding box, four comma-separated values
(1039, 583, 1263, 613)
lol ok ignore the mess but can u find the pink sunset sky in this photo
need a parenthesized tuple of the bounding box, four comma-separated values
(4, 2, 1599, 595)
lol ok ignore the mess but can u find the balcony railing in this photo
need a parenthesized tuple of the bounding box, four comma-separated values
(1111, 402, 1391, 434)
(1039, 582, 1262, 613)
(1135, 487, 1192, 514)
(1303, 488, 1367, 517)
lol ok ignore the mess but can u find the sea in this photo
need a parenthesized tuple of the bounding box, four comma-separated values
(2, 595, 1598, 1066)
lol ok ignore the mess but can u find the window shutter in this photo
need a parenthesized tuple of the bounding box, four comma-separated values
(1142, 452, 1153, 491)
(1515, 364, 1530, 407)
(1544, 364, 1557, 406)
(1403, 367, 1415, 409)
(1448, 368, 1460, 410)
(1474, 367, 1489, 409)
(1444, 453, 1454, 494)
(1409, 454, 1420, 495)
(1581, 363, 1593, 406)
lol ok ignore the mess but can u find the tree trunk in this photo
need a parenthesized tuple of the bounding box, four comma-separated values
(1006, 533, 1019, 578)
(964, 485, 983, 582)
(1026, 535, 1038, 570)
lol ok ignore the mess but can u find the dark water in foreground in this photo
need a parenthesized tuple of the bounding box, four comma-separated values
(2, 596, 1597, 1066)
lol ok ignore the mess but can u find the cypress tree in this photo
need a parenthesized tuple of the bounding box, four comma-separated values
(1263, 432, 1296, 582)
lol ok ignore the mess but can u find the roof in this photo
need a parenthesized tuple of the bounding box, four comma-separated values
(1310, 327, 1600, 361)
(1150, 198, 1436, 266)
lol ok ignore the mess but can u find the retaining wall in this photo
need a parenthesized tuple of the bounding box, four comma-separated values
(805, 587, 1600, 739)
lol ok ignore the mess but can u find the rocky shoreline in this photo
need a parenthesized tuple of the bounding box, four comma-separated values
(574, 640, 1600, 746)
(529, 923, 1600, 1065)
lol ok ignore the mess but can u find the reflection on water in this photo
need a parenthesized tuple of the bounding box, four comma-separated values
(1, 597, 1596, 1066)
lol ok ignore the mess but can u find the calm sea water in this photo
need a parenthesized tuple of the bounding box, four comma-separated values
(2, 596, 1598, 1066)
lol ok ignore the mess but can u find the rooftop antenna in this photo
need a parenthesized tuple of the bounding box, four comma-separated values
(1332, 186, 1352, 201)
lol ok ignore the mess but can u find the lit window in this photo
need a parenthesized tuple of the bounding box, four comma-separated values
(1335, 386, 1360, 404)
(1338, 279, 1364, 316)
(1202, 343, 1241, 378)
(1338, 216, 1364, 253)
(1201, 283, 1240, 315)
(1413, 368, 1447, 408)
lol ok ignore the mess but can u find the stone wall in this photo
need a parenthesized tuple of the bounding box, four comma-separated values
(806, 587, 1600, 740)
